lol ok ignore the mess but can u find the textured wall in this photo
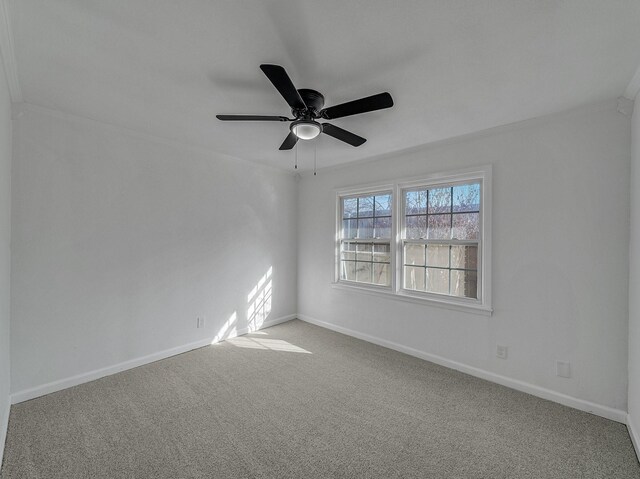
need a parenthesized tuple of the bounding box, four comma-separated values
(10, 106, 297, 393)
(0, 45, 12, 460)
(298, 101, 630, 411)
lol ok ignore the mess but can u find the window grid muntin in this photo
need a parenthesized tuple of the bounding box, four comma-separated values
(404, 185, 480, 241)
(340, 191, 393, 287)
(342, 192, 392, 240)
(401, 181, 481, 300)
(340, 241, 392, 286)
(402, 242, 478, 297)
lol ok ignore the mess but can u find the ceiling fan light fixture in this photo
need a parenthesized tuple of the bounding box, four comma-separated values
(217, 64, 394, 150)
(291, 120, 322, 140)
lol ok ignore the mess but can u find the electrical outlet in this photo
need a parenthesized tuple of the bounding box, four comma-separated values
(556, 361, 571, 378)
(197, 317, 205, 329)
(496, 345, 508, 359)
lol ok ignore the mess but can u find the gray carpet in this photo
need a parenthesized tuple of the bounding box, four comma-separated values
(1, 319, 638, 478)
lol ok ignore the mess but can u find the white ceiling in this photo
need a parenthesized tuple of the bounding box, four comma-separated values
(8, 0, 640, 170)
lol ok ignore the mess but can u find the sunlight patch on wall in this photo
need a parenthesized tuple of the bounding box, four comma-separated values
(211, 311, 238, 344)
(248, 267, 273, 332)
(247, 266, 272, 303)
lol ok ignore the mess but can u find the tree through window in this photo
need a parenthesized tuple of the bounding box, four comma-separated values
(335, 167, 491, 312)
(339, 191, 392, 286)
(402, 182, 481, 299)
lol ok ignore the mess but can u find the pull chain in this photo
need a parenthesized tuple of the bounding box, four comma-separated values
(314, 141, 317, 176)
(294, 140, 298, 170)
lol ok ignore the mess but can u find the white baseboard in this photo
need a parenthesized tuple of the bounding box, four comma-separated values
(9, 312, 626, 426)
(0, 396, 9, 470)
(628, 414, 640, 463)
(297, 314, 627, 424)
(11, 314, 296, 405)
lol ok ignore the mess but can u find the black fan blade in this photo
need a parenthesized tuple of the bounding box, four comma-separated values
(322, 123, 366, 147)
(321, 92, 393, 119)
(260, 64, 307, 110)
(216, 115, 290, 121)
(279, 131, 299, 150)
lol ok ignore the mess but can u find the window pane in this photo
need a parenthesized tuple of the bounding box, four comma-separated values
(373, 243, 391, 263)
(451, 270, 478, 299)
(374, 217, 391, 239)
(343, 197, 358, 219)
(356, 262, 372, 283)
(451, 245, 478, 270)
(428, 187, 451, 214)
(426, 268, 449, 294)
(426, 244, 449, 268)
(404, 266, 425, 291)
(356, 243, 372, 261)
(340, 241, 356, 261)
(358, 196, 374, 218)
(452, 213, 479, 240)
(406, 215, 427, 239)
(373, 263, 391, 286)
(427, 214, 451, 239)
(357, 218, 374, 238)
(374, 194, 392, 217)
(405, 190, 427, 215)
(341, 261, 356, 281)
(404, 244, 425, 266)
(453, 183, 480, 212)
(342, 219, 357, 239)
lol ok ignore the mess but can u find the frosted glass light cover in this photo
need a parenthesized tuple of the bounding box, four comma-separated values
(293, 122, 321, 140)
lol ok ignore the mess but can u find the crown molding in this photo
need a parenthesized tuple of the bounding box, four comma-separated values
(617, 96, 634, 116)
(625, 64, 640, 101)
(0, 0, 21, 102)
(17, 101, 295, 175)
(312, 98, 618, 176)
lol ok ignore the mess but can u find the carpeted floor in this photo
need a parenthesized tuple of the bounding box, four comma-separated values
(1, 319, 639, 478)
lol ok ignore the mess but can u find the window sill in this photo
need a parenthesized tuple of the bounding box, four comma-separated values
(330, 281, 493, 316)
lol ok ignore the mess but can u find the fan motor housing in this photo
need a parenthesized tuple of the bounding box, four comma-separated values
(296, 89, 325, 118)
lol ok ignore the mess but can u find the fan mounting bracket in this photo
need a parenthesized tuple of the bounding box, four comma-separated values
(294, 89, 325, 118)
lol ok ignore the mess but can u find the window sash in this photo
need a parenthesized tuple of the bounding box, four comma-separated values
(399, 180, 483, 302)
(400, 239, 480, 300)
(402, 238, 478, 245)
(339, 191, 393, 241)
(338, 190, 394, 288)
(339, 239, 392, 286)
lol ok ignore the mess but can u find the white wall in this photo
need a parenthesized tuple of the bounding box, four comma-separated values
(630, 98, 640, 448)
(10, 105, 297, 394)
(5, 97, 633, 422)
(0, 40, 12, 461)
(298, 101, 630, 413)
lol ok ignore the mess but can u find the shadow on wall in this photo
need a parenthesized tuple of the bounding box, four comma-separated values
(209, 266, 273, 345)
(209, 266, 311, 353)
(247, 266, 272, 332)
(212, 311, 238, 344)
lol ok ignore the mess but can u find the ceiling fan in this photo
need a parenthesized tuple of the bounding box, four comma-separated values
(216, 64, 394, 150)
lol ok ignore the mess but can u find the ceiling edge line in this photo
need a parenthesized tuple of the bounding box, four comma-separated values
(0, 0, 21, 102)
(17, 101, 294, 175)
(624, 63, 640, 101)
(305, 97, 619, 177)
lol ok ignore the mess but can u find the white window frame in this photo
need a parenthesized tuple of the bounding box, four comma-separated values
(333, 165, 492, 316)
(335, 184, 395, 291)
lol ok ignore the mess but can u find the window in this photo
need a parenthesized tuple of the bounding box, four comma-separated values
(402, 181, 481, 300)
(335, 166, 491, 314)
(338, 191, 392, 286)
